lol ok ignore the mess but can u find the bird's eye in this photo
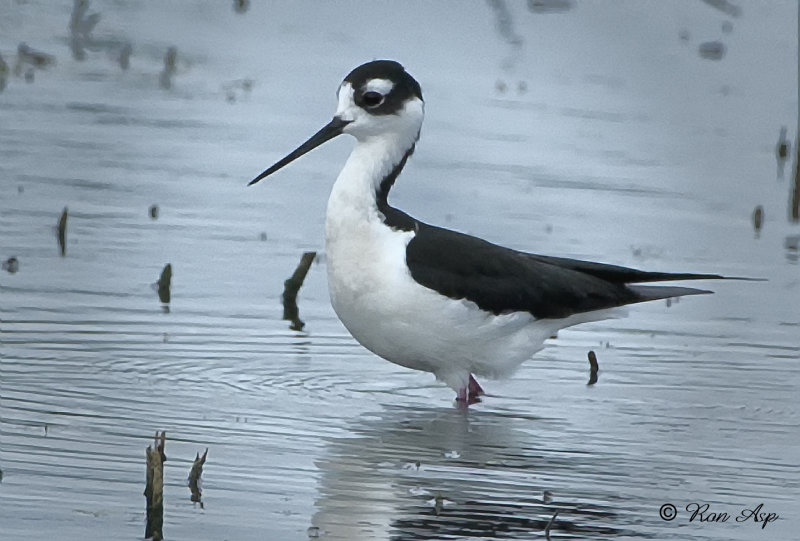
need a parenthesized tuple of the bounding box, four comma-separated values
(362, 91, 384, 107)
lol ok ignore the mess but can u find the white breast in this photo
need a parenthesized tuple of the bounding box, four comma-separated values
(323, 136, 565, 392)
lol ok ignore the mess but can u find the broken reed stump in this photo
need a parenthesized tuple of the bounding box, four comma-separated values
(157, 263, 172, 304)
(145, 431, 167, 541)
(188, 448, 208, 506)
(282, 251, 316, 331)
(57, 207, 68, 256)
(587, 350, 599, 385)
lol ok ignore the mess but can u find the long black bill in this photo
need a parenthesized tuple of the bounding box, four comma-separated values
(248, 116, 351, 186)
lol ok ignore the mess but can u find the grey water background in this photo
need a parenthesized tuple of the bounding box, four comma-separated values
(1, 1, 799, 539)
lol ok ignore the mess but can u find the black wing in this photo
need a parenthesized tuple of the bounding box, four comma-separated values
(405, 221, 723, 319)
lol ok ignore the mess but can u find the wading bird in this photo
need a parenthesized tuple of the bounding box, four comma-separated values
(250, 60, 728, 406)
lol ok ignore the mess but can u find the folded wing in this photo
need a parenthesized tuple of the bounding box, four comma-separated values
(405, 223, 722, 319)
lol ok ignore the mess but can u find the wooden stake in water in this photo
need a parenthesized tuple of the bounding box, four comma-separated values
(145, 431, 167, 541)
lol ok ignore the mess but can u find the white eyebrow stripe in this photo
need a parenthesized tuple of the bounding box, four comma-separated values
(365, 78, 394, 95)
(336, 82, 355, 118)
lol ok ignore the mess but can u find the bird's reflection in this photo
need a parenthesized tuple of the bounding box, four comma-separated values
(310, 406, 642, 540)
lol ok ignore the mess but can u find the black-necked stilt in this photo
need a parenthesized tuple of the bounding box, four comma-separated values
(249, 60, 727, 406)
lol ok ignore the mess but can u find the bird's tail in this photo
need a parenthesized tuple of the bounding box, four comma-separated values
(628, 284, 713, 302)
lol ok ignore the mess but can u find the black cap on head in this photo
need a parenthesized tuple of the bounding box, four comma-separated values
(343, 60, 423, 115)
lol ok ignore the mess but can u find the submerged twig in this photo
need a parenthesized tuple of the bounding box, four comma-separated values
(545, 509, 559, 540)
(188, 448, 208, 507)
(282, 251, 316, 331)
(145, 431, 167, 541)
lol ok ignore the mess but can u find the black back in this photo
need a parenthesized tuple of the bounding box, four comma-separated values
(403, 222, 721, 319)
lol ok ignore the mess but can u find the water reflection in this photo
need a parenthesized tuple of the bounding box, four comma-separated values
(3, 256, 19, 274)
(752, 205, 764, 237)
(698, 40, 726, 61)
(527, 0, 573, 14)
(785, 235, 800, 263)
(311, 407, 640, 540)
(159, 46, 178, 90)
(69, 0, 101, 61)
(776, 126, 790, 179)
(14, 42, 56, 81)
(700, 0, 742, 18)
(0, 51, 8, 92)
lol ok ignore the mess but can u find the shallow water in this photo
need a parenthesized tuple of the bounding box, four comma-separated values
(1, 1, 799, 540)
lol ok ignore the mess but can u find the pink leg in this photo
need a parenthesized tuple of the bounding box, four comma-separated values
(455, 374, 485, 406)
(468, 374, 485, 398)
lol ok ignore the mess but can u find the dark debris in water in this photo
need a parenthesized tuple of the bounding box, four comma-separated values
(149, 204, 159, 219)
(282, 251, 316, 331)
(698, 41, 726, 61)
(3, 257, 19, 274)
(752, 205, 764, 236)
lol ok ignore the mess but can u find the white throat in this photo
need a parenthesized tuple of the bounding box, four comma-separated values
(327, 135, 407, 219)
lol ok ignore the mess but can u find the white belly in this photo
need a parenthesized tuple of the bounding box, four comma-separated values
(325, 210, 560, 392)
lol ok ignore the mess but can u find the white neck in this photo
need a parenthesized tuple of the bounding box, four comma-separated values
(326, 133, 413, 226)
